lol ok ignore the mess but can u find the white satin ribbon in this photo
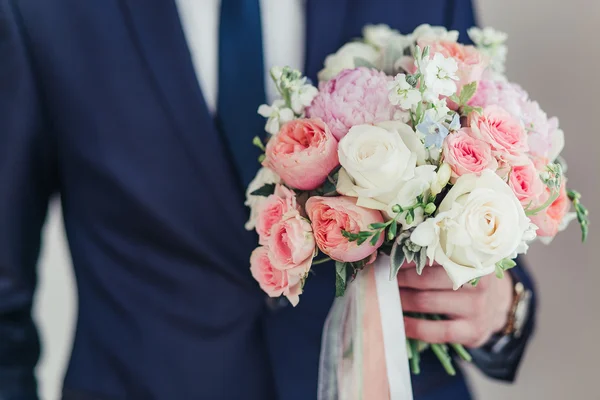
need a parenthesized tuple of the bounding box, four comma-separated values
(374, 255, 414, 400)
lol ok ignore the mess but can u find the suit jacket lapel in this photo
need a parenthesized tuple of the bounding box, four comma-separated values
(304, 0, 350, 82)
(119, 0, 220, 181)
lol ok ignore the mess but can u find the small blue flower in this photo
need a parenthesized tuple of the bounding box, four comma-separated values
(449, 112, 461, 131)
(417, 114, 449, 149)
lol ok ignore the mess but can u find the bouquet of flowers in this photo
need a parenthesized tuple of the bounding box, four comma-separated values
(245, 24, 589, 400)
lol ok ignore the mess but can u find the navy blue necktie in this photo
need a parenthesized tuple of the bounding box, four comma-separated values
(217, 0, 266, 188)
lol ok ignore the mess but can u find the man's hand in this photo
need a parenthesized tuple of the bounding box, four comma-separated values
(398, 263, 514, 348)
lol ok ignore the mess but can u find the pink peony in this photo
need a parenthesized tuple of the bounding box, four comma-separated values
(468, 105, 529, 160)
(443, 128, 498, 182)
(468, 79, 529, 118)
(263, 119, 339, 190)
(507, 159, 545, 206)
(250, 246, 304, 306)
(256, 184, 299, 245)
(419, 39, 488, 92)
(520, 101, 564, 159)
(305, 196, 384, 263)
(530, 182, 571, 238)
(306, 67, 395, 140)
(267, 213, 315, 275)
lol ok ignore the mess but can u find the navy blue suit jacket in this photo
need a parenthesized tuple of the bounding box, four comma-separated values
(0, 0, 536, 399)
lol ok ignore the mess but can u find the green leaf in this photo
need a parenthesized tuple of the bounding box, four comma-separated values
(495, 264, 504, 279)
(354, 57, 377, 69)
(449, 94, 461, 104)
(335, 262, 348, 297)
(369, 222, 388, 230)
(370, 230, 382, 246)
(250, 183, 276, 197)
(357, 236, 369, 246)
(497, 258, 517, 271)
(460, 105, 482, 116)
(341, 230, 354, 239)
(389, 238, 406, 280)
(320, 178, 337, 195)
(459, 82, 478, 105)
(470, 277, 481, 287)
(416, 246, 427, 275)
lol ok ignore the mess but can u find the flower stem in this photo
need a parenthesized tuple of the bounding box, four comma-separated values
(525, 188, 560, 216)
(409, 339, 421, 375)
(450, 343, 472, 362)
(431, 344, 456, 376)
(311, 257, 332, 265)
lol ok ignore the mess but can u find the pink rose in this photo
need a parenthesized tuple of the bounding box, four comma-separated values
(305, 196, 384, 263)
(530, 182, 571, 238)
(306, 67, 395, 140)
(263, 119, 339, 190)
(250, 246, 303, 306)
(442, 128, 498, 183)
(507, 159, 545, 206)
(256, 184, 298, 245)
(419, 39, 488, 91)
(468, 105, 529, 160)
(267, 213, 315, 275)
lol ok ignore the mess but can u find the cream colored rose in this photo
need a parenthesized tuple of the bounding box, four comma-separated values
(411, 170, 537, 289)
(318, 42, 380, 82)
(336, 121, 436, 228)
(362, 24, 400, 48)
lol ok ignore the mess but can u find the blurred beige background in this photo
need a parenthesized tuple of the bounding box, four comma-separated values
(32, 0, 599, 399)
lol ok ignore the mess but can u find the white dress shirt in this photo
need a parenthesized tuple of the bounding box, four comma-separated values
(175, 0, 305, 113)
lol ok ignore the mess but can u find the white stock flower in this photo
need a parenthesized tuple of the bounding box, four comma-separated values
(423, 98, 451, 123)
(411, 170, 536, 289)
(467, 27, 508, 47)
(468, 27, 508, 74)
(318, 42, 380, 82)
(412, 24, 459, 42)
(244, 167, 281, 230)
(336, 121, 436, 227)
(257, 100, 294, 135)
(423, 53, 459, 99)
(363, 24, 400, 48)
(289, 83, 318, 115)
(388, 73, 422, 110)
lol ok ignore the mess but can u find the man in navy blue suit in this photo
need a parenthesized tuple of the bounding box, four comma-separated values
(0, 0, 536, 399)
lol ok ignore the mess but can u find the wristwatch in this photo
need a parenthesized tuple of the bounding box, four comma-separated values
(491, 279, 532, 353)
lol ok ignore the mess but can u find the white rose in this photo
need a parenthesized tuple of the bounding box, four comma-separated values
(244, 167, 281, 230)
(318, 42, 380, 82)
(411, 170, 537, 289)
(362, 24, 400, 48)
(336, 122, 436, 227)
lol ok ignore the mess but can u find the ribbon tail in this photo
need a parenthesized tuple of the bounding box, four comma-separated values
(374, 254, 414, 400)
(317, 254, 414, 400)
